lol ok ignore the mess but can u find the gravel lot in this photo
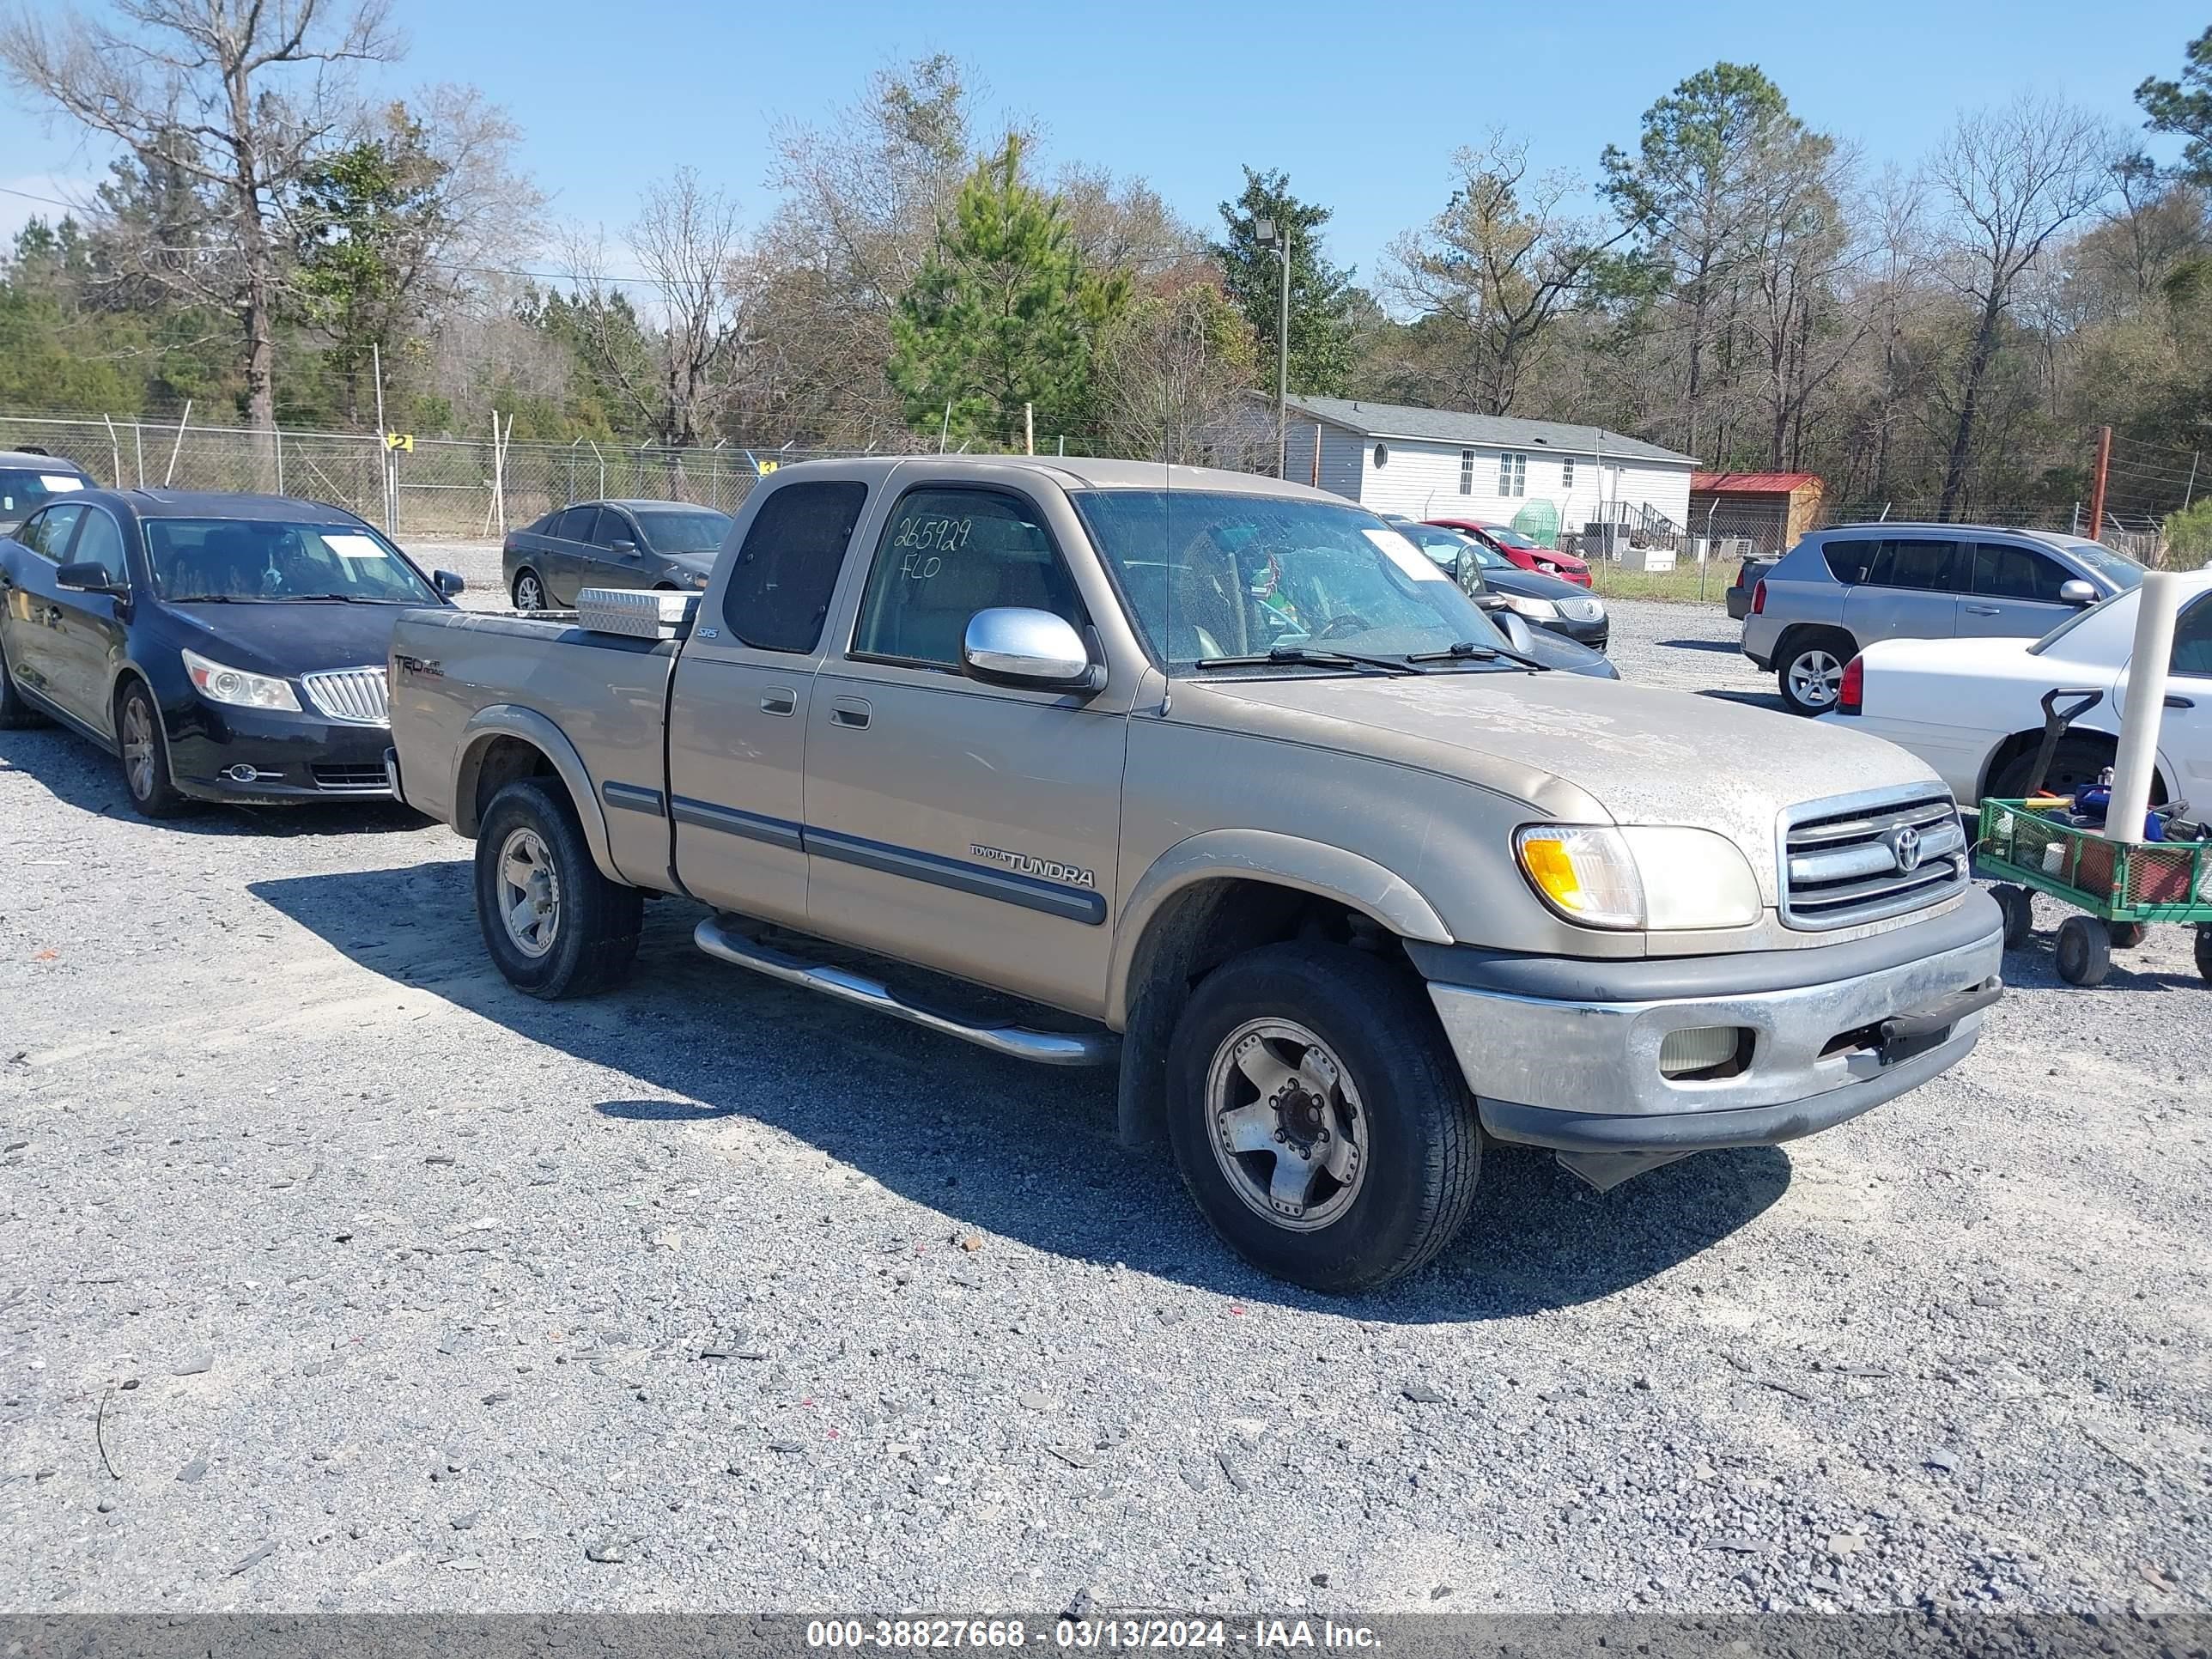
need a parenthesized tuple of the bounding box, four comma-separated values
(2, 583, 2207, 1618)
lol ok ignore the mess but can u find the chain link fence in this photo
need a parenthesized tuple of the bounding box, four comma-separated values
(1, 413, 892, 543)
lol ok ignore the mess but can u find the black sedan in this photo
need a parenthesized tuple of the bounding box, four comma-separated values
(0, 489, 463, 817)
(1725, 556, 1774, 621)
(1379, 520, 1615, 678)
(501, 498, 733, 610)
(1389, 520, 1610, 651)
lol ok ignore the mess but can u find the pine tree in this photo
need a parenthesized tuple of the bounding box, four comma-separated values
(1210, 167, 1357, 397)
(889, 137, 1117, 449)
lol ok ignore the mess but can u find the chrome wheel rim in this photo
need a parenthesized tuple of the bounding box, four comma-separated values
(1205, 1018, 1367, 1232)
(122, 697, 156, 799)
(496, 826, 561, 958)
(1788, 650, 1842, 708)
(514, 573, 544, 611)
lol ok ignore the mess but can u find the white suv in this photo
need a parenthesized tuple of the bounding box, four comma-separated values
(1740, 525, 2142, 714)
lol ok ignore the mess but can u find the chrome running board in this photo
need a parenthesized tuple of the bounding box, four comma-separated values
(694, 915, 1118, 1067)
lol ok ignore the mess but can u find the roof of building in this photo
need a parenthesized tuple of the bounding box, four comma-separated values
(1691, 471, 1822, 494)
(1283, 395, 1698, 465)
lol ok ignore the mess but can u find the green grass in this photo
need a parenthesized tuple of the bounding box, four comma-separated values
(1587, 559, 1746, 605)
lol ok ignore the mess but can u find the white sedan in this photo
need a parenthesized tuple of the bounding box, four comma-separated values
(1824, 571, 2212, 805)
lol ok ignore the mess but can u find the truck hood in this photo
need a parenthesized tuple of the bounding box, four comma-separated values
(1175, 668, 1946, 871)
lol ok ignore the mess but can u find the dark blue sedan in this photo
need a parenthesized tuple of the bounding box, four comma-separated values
(0, 489, 463, 817)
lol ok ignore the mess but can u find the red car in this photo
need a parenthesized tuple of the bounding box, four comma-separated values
(1424, 519, 1592, 586)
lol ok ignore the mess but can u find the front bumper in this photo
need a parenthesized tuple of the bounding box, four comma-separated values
(165, 700, 396, 802)
(1416, 891, 2003, 1157)
(1538, 614, 1608, 650)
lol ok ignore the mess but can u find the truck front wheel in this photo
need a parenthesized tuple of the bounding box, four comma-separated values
(474, 778, 643, 999)
(1165, 942, 1481, 1293)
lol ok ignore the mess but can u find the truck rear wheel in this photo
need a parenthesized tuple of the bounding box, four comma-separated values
(474, 778, 642, 999)
(1165, 941, 1480, 1293)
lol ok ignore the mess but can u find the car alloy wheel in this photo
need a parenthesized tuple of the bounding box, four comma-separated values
(1204, 1018, 1368, 1231)
(121, 695, 159, 802)
(1785, 647, 1844, 710)
(496, 825, 562, 957)
(513, 571, 544, 611)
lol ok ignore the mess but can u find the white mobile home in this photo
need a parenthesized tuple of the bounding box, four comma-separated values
(1277, 396, 1698, 546)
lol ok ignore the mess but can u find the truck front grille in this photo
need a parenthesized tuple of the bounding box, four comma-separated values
(1779, 788, 1966, 930)
(301, 666, 390, 726)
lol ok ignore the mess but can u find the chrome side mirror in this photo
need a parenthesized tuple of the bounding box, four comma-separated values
(1475, 592, 1536, 655)
(962, 607, 1103, 692)
(2058, 578, 2098, 606)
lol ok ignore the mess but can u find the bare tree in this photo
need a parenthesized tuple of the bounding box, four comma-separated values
(1923, 96, 2115, 517)
(563, 167, 750, 448)
(1387, 133, 1631, 416)
(1, 0, 402, 442)
(1093, 282, 1259, 464)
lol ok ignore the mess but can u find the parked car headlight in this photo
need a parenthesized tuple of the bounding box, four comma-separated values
(1501, 593, 1560, 622)
(1516, 824, 1762, 931)
(182, 648, 301, 713)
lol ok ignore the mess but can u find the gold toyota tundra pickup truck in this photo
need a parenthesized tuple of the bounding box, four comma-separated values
(386, 458, 2002, 1291)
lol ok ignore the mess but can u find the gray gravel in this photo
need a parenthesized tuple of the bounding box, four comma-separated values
(1, 587, 2207, 1616)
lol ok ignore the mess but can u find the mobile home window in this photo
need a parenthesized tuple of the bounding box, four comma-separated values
(1561, 457, 1575, 489)
(1498, 453, 1527, 497)
(1458, 450, 1474, 494)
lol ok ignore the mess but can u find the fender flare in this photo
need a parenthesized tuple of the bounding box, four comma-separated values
(451, 703, 623, 884)
(1106, 828, 1452, 1029)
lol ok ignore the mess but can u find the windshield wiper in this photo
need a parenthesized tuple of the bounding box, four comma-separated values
(1405, 639, 1550, 672)
(1193, 645, 1422, 677)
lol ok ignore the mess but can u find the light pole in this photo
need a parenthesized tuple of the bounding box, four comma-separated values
(1255, 216, 1290, 478)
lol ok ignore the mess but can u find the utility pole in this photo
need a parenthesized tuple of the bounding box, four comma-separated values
(2087, 424, 2112, 544)
(1255, 216, 1291, 479)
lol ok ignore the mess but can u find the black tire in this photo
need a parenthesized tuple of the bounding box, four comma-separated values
(2196, 927, 2212, 984)
(1164, 941, 1480, 1294)
(473, 778, 642, 999)
(0, 640, 47, 729)
(1992, 884, 2034, 948)
(2106, 921, 2147, 951)
(117, 678, 189, 819)
(2054, 915, 2111, 988)
(1775, 629, 1856, 716)
(1990, 736, 2158, 805)
(511, 568, 546, 612)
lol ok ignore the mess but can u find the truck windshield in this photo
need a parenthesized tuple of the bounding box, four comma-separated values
(146, 518, 441, 604)
(1072, 490, 1511, 670)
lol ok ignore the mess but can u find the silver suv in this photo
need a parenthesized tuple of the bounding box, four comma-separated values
(1741, 525, 2143, 714)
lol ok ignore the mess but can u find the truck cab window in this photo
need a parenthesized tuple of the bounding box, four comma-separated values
(722, 479, 867, 653)
(852, 488, 1085, 669)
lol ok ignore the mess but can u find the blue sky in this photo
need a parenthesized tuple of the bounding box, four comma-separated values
(1, 0, 2202, 276)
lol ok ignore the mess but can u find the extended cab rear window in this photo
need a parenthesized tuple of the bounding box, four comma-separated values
(721, 480, 867, 653)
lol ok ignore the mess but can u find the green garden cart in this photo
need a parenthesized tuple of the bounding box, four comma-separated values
(1975, 691, 2212, 988)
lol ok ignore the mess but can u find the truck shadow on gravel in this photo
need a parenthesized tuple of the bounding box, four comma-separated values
(249, 860, 1793, 1322)
(1, 728, 427, 836)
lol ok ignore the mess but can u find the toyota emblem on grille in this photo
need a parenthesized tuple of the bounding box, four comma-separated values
(1886, 823, 1923, 873)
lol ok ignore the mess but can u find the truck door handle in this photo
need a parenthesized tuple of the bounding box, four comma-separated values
(760, 688, 797, 717)
(830, 696, 872, 730)
(1963, 604, 2001, 616)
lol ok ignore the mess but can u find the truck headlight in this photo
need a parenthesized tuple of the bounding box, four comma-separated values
(1516, 824, 1762, 931)
(1501, 594, 1559, 622)
(182, 648, 301, 713)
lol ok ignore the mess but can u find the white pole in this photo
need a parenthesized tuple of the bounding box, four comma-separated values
(101, 414, 120, 486)
(1024, 401, 1034, 456)
(2104, 571, 2184, 846)
(162, 400, 191, 487)
(132, 422, 144, 488)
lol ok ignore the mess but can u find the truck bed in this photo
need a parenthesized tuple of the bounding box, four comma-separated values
(388, 607, 683, 883)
